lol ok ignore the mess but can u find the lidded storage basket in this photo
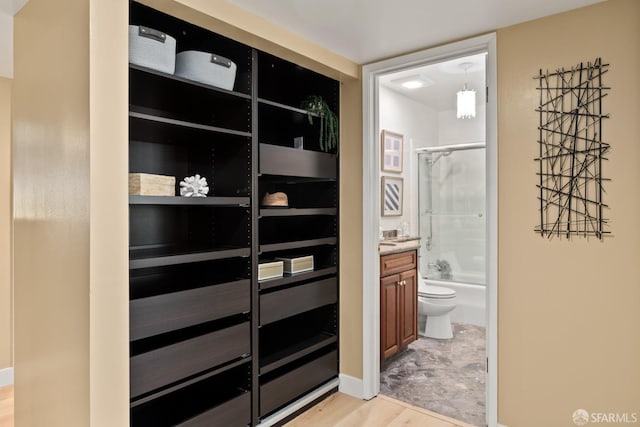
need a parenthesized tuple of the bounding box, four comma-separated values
(129, 25, 176, 74)
(175, 51, 237, 91)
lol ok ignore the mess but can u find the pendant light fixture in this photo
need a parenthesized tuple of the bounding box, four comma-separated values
(456, 62, 476, 119)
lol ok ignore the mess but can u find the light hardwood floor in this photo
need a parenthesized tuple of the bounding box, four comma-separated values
(0, 385, 13, 427)
(0, 386, 474, 426)
(285, 393, 476, 427)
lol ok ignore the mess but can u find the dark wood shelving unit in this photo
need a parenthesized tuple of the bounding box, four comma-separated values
(129, 2, 339, 425)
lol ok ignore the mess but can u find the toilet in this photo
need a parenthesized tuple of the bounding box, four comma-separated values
(418, 280, 457, 339)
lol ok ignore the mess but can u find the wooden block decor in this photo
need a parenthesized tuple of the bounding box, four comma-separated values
(129, 173, 176, 196)
(534, 58, 610, 239)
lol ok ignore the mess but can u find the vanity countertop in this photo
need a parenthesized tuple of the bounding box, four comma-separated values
(379, 237, 421, 255)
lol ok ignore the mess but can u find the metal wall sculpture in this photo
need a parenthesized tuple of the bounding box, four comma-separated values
(534, 58, 610, 239)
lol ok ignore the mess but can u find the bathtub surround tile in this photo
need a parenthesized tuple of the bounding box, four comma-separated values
(380, 323, 486, 426)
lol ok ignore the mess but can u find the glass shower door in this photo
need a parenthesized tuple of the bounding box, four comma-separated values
(418, 147, 486, 285)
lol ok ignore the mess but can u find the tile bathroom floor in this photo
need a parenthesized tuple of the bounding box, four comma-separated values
(380, 323, 486, 426)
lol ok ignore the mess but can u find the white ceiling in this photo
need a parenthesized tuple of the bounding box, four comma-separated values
(380, 53, 486, 111)
(1, 0, 605, 61)
(228, 0, 605, 64)
(0, 0, 26, 16)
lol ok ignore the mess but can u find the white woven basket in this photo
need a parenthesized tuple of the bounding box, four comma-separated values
(175, 50, 237, 91)
(129, 25, 176, 74)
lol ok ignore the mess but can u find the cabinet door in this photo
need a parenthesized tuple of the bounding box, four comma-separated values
(399, 269, 417, 348)
(380, 274, 400, 361)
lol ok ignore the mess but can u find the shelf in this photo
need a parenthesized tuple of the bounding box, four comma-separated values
(259, 144, 336, 179)
(260, 237, 336, 253)
(129, 123, 251, 198)
(259, 267, 337, 291)
(259, 208, 336, 217)
(130, 279, 250, 341)
(260, 333, 336, 375)
(176, 391, 250, 427)
(130, 112, 251, 147)
(129, 258, 250, 299)
(130, 247, 250, 270)
(259, 350, 337, 416)
(130, 64, 251, 131)
(260, 277, 337, 325)
(132, 381, 250, 427)
(130, 108, 252, 138)
(258, 98, 319, 117)
(130, 196, 250, 206)
(131, 321, 250, 398)
(131, 356, 251, 408)
(131, 63, 252, 100)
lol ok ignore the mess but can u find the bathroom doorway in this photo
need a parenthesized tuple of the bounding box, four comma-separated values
(379, 142, 488, 425)
(360, 34, 498, 426)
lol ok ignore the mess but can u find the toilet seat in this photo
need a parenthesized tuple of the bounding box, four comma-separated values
(418, 284, 456, 299)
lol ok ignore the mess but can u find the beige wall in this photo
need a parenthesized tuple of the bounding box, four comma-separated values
(13, 0, 90, 425)
(339, 76, 364, 379)
(89, 0, 129, 425)
(497, 0, 640, 425)
(0, 77, 11, 371)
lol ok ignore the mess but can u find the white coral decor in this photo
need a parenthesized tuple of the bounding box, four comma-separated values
(180, 174, 209, 197)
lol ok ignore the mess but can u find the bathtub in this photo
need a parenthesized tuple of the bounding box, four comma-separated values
(421, 277, 486, 327)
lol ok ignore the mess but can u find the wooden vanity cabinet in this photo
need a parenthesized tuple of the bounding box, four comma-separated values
(380, 249, 418, 362)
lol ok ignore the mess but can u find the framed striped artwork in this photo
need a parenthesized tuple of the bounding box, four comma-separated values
(381, 176, 403, 216)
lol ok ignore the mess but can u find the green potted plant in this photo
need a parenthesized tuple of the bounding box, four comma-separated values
(301, 95, 338, 153)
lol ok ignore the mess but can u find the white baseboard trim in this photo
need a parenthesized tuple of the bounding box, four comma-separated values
(497, 423, 508, 427)
(258, 379, 339, 427)
(338, 373, 365, 399)
(0, 367, 14, 387)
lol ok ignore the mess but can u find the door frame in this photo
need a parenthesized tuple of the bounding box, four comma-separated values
(361, 33, 498, 426)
